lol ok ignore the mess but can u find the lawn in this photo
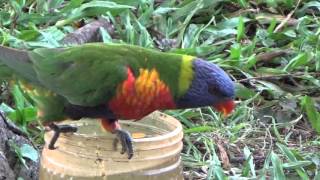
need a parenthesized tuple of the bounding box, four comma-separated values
(0, 0, 320, 179)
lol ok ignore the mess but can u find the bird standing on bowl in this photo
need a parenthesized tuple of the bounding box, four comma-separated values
(0, 43, 235, 159)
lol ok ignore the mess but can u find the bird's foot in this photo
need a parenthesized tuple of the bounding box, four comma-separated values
(48, 123, 78, 150)
(113, 129, 133, 159)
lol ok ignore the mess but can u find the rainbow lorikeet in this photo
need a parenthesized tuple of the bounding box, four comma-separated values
(0, 43, 235, 159)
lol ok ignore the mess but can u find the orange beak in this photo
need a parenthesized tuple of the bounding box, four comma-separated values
(213, 100, 235, 117)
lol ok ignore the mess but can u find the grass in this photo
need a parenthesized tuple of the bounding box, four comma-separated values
(0, 0, 320, 179)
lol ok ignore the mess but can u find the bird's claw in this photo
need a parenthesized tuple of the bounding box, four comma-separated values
(48, 123, 78, 150)
(113, 129, 133, 159)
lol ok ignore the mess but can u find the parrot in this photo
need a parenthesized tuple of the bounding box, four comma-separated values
(0, 43, 235, 159)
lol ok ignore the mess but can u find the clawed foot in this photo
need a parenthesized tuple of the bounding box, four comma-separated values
(113, 129, 133, 159)
(48, 123, 78, 150)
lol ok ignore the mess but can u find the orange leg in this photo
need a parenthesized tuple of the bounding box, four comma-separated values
(100, 118, 120, 133)
(100, 119, 133, 159)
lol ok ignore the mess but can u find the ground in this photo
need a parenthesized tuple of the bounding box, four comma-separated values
(0, 116, 38, 180)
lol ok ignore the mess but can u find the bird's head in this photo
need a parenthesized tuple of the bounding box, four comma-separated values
(176, 59, 235, 116)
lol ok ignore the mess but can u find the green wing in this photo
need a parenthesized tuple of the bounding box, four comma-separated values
(29, 43, 186, 106)
(29, 44, 128, 106)
(1, 43, 185, 107)
(0, 46, 39, 84)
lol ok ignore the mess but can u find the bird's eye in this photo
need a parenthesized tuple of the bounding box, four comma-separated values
(208, 86, 224, 97)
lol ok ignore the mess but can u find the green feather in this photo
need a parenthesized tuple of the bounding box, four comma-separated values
(0, 46, 39, 84)
(29, 43, 194, 104)
(0, 43, 196, 121)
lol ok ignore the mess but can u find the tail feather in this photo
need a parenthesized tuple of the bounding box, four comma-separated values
(0, 46, 39, 83)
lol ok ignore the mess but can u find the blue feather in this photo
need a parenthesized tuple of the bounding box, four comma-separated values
(176, 59, 235, 108)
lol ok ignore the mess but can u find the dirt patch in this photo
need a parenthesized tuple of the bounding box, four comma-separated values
(0, 116, 39, 180)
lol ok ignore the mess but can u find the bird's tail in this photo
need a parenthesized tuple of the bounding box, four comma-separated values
(0, 46, 38, 83)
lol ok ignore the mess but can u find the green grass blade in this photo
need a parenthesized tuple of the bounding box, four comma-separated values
(271, 151, 286, 180)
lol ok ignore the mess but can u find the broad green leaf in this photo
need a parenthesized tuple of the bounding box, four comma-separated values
(153, 7, 179, 15)
(99, 27, 112, 43)
(183, 24, 201, 48)
(237, 16, 245, 42)
(271, 151, 286, 180)
(283, 30, 296, 38)
(235, 83, 257, 100)
(260, 152, 272, 179)
(267, 18, 277, 34)
(298, 1, 320, 14)
(282, 161, 313, 169)
(12, 85, 26, 110)
(184, 125, 215, 134)
(48, 0, 64, 9)
(230, 43, 241, 60)
(204, 28, 237, 40)
(284, 53, 309, 71)
(60, 0, 84, 13)
(256, 67, 286, 74)
(300, 96, 320, 133)
(8, 140, 27, 168)
(266, 0, 277, 7)
(244, 55, 257, 69)
(243, 146, 256, 177)
(172, 1, 201, 21)
(0, 103, 15, 113)
(238, 0, 248, 8)
(22, 107, 37, 122)
(135, 18, 154, 48)
(169, 45, 221, 57)
(56, 1, 134, 27)
(207, 143, 227, 180)
(20, 144, 38, 162)
(0, 11, 11, 26)
(316, 51, 320, 71)
(217, 17, 251, 29)
(18, 30, 40, 41)
(277, 143, 310, 180)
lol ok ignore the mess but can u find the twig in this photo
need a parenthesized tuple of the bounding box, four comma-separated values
(256, 14, 299, 26)
(229, 155, 265, 164)
(274, 0, 301, 33)
(256, 50, 289, 62)
(216, 139, 230, 169)
(155, 0, 166, 4)
(228, 8, 260, 18)
(60, 18, 115, 45)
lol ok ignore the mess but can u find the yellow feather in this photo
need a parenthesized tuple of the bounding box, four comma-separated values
(178, 55, 194, 96)
(149, 68, 158, 81)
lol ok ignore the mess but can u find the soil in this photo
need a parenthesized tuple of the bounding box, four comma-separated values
(0, 116, 39, 180)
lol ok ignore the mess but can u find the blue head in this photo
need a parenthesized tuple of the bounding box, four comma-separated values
(176, 59, 235, 115)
